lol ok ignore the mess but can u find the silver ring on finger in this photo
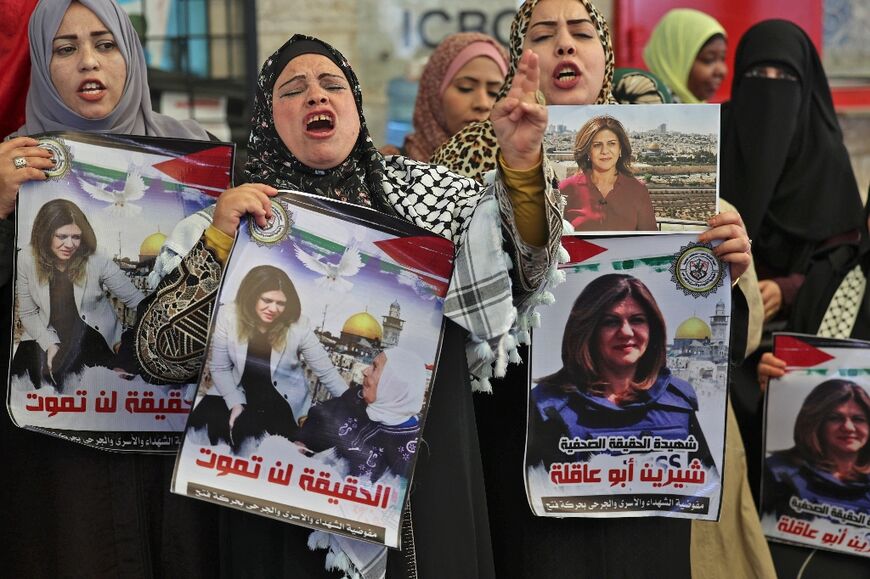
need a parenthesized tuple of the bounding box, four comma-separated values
(13, 156, 27, 170)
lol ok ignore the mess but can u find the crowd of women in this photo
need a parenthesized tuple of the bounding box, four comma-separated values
(0, 0, 866, 578)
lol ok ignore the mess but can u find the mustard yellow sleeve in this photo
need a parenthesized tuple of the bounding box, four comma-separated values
(203, 225, 234, 264)
(498, 152, 547, 247)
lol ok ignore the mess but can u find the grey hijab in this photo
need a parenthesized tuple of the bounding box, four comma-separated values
(24, 0, 207, 138)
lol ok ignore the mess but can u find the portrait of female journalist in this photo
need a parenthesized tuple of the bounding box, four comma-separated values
(764, 379, 870, 517)
(559, 115, 656, 232)
(187, 264, 348, 453)
(529, 273, 711, 467)
(11, 198, 144, 389)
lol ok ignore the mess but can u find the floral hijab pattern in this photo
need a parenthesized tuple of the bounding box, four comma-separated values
(244, 34, 385, 209)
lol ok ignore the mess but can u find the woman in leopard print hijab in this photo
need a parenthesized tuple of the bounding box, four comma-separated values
(432, 0, 615, 182)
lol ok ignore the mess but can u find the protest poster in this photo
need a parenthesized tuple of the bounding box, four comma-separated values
(8, 131, 233, 452)
(525, 233, 730, 520)
(545, 104, 719, 232)
(760, 333, 870, 557)
(172, 191, 452, 547)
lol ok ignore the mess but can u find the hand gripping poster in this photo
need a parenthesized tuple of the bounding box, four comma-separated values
(172, 192, 452, 547)
(761, 333, 870, 558)
(8, 131, 233, 451)
(525, 233, 730, 519)
(545, 104, 720, 232)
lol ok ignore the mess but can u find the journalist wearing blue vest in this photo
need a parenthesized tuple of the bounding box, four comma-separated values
(763, 379, 870, 519)
(530, 273, 712, 467)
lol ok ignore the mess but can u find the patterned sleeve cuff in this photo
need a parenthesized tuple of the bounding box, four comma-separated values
(135, 238, 223, 384)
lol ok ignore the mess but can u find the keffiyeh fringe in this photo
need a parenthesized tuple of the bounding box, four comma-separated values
(448, 178, 570, 393)
(308, 531, 386, 579)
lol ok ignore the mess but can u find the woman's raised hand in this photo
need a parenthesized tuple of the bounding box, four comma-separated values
(212, 183, 278, 237)
(698, 210, 752, 281)
(491, 50, 547, 171)
(0, 137, 55, 219)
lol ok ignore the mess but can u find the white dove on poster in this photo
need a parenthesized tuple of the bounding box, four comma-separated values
(78, 168, 146, 218)
(294, 240, 364, 293)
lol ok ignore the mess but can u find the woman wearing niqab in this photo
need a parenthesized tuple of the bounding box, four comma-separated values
(720, 19, 864, 321)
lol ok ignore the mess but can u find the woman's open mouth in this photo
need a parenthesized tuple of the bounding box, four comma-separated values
(78, 80, 107, 102)
(304, 112, 336, 138)
(552, 62, 581, 89)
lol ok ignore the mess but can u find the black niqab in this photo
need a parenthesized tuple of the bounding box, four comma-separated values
(721, 20, 862, 274)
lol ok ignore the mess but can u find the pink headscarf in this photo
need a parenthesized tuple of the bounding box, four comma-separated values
(403, 32, 508, 162)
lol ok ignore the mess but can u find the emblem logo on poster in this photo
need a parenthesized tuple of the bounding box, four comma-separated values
(250, 197, 294, 246)
(670, 242, 724, 297)
(37, 137, 71, 179)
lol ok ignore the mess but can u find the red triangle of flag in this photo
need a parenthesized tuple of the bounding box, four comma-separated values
(373, 236, 454, 280)
(561, 237, 608, 264)
(152, 146, 233, 194)
(775, 335, 835, 367)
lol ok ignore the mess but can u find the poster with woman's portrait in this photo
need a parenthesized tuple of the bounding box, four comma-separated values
(546, 104, 720, 233)
(8, 131, 233, 452)
(172, 192, 452, 547)
(525, 233, 730, 520)
(761, 333, 870, 558)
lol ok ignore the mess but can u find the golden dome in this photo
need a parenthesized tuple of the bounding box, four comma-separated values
(675, 316, 711, 340)
(139, 232, 167, 258)
(342, 312, 383, 340)
(647, 142, 661, 151)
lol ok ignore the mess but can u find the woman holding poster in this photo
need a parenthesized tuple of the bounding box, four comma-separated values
(530, 273, 711, 467)
(136, 32, 554, 578)
(1, 1, 219, 578)
(559, 116, 657, 231)
(764, 379, 870, 518)
(11, 199, 144, 388)
(433, 1, 757, 577)
(188, 265, 348, 451)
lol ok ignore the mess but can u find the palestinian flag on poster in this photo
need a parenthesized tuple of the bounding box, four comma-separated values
(290, 228, 453, 299)
(526, 233, 731, 521)
(173, 191, 453, 548)
(9, 131, 234, 453)
(760, 334, 870, 558)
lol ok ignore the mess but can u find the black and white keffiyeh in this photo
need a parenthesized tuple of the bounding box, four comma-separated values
(147, 35, 560, 579)
(240, 35, 559, 387)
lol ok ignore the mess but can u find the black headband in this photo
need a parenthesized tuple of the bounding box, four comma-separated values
(272, 38, 343, 89)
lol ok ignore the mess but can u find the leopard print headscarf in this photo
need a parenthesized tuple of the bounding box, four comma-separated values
(432, 0, 616, 183)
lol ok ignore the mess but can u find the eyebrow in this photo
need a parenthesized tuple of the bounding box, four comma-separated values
(277, 72, 346, 90)
(454, 76, 503, 85)
(529, 18, 593, 30)
(53, 30, 113, 42)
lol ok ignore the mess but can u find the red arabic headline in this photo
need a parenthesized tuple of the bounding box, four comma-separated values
(194, 447, 394, 511)
(776, 515, 870, 554)
(24, 389, 191, 420)
(549, 457, 707, 489)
